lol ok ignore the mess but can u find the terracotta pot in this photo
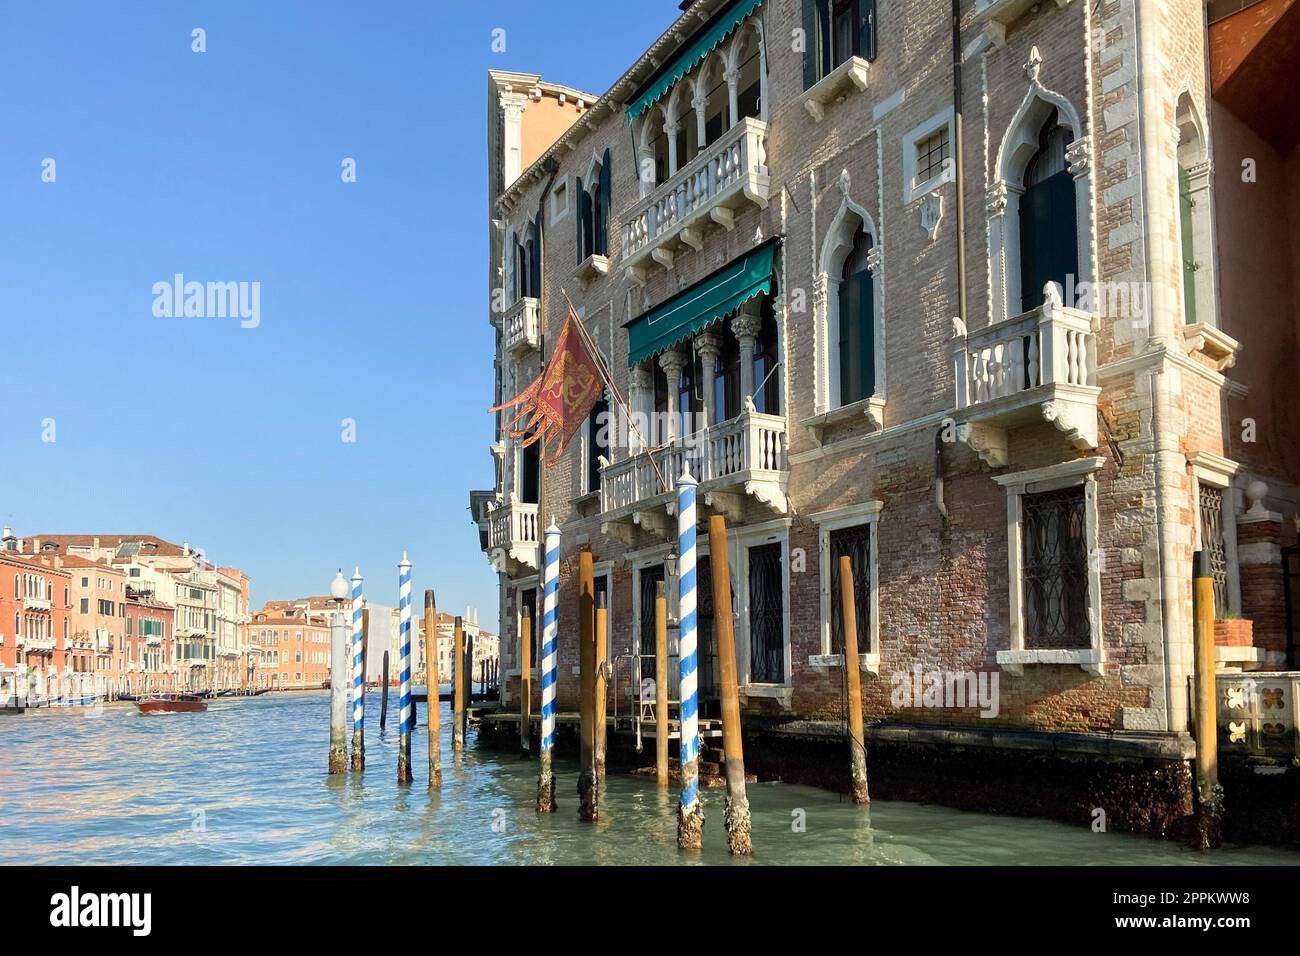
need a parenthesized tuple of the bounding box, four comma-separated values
(1213, 619, 1254, 648)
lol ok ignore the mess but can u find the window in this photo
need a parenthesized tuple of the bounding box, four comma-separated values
(837, 224, 875, 406)
(575, 150, 612, 264)
(1018, 109, 1078, 312)
(829, 524, 871, 654)
(916, 126, 950, 187)
(1021, 487, 1089, 649)
(584, 397, 610, 495)
(80, 598, 89, 614)
(519, 587, 538, 670)
(1199, 485, 1228, 615)
(995, 458, 1104, 673)
(803, 0, 877, 89)
(518, 439, 540, 505)
(549, 180, 568, 225)
(747, 543, 785, 684)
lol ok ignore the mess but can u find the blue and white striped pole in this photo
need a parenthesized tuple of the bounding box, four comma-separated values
(676, 463, 704, 848)
(350, 567, 365, 771)
(536, 519, 560, 813)
(396, 552, 413, 783)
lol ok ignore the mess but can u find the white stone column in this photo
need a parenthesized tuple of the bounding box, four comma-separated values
(695, 332, 722, 428)
(724, 69, 740, 129)
(659, 349, 688, 443)
(629, 364, 653, 452)
(732, 306, 763, 407)
(664, 121, 680, 176)
(692, 94, 708, 153)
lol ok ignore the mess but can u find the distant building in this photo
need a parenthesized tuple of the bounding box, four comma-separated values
(249, 607, 330, 690)
(0, 542, 72, 702)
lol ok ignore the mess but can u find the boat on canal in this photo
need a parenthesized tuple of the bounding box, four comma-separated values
(136, 693, 207, 715)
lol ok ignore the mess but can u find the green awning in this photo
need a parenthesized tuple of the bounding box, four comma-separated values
(625, 0, 765, 124)
(626, 240, 777, 367)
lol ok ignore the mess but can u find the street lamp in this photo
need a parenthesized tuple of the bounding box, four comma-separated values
(329, 569, 349, 604)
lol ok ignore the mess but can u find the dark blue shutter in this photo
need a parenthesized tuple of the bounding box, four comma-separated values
(1018, 169, 1078, 312)
(801, 0, 825, 90)
(838, 269, 874, 405)
(575, 175, 585, 265)
(598, 149, 612, 257)
(861, 0, 877, 62)
(530, 214, 542, 297)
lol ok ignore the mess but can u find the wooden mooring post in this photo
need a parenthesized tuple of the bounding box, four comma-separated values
(379, 651, 390, 731)
(655, 580, 669, 787)
(839, 554, 870, 805)
(1192, 549, 1222, 849)
(595, 589, 608, 785)
(520, 609, 532, 755)
(425, 590, 442, 787)
(452, 616, 466, 753)
(577, 550, 598, 822)
(709, 514, 751, 855)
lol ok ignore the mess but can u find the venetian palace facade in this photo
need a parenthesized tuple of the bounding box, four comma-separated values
(472, 0, 1299, 829)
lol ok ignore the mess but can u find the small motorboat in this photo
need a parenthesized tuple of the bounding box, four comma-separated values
(137, 693, 207, 714)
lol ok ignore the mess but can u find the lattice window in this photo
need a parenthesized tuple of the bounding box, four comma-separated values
(747, 543, 785, 683)
(829, 524, 871, 655)
(1022, 487, 1090, 649)
(1199, 484, 1229, 615)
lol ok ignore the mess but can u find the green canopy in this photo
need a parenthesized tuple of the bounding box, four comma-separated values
(626, 240, 777, 367)
(625, 0, 765, 124)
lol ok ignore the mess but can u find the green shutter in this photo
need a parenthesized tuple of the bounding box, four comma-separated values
(838, 270, 874, 405)
(1179, 166, 1197, 325)
(599, 149, 612, 256)
(1018, 169, 1078, 312)
(575, 176, 585, 264)
(802, 0, 822, 90)
(861, 0, 877, 62)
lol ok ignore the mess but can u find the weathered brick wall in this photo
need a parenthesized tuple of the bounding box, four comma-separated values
(485, 0, 1269, 740)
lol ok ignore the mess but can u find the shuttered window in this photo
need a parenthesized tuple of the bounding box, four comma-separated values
(575, 150, 612, 263)
(1179, 166, 1197, 325)
(838, 223, 875, 406)
(802, 0, 877, 90)
(1018, 110, 1078, 313)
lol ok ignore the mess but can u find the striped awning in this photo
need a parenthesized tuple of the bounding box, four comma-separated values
(625, 0, 765, 123)
(626, 240, 777, 367)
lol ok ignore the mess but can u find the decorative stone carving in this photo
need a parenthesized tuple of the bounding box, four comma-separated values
(866, 245, 883, 275)
(1065, 137, 1091, 180)
(957, 422, 1009, 468)
(1023, 46, 1043, 84)
(1039, 400, 1097, 450)
(920, 193, 943, 241)
(986, 182, 1008, 217)
(951, 316, 967, 340)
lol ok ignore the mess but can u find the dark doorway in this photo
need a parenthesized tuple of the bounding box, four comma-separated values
(747, 543, 785, 683)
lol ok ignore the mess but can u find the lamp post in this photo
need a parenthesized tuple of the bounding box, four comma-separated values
(327, 570, 350, 773)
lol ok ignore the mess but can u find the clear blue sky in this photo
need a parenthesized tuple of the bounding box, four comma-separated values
(0, 1, 679, 629)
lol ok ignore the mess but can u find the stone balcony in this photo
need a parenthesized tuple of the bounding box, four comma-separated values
(600, 408, 788, 540)
(974, 0, 1074, 46)
(951, 288, 1100, 467)
(621, 117, 770, 285)
(22, 596, 51, 612)
(484, 499, 540, 573)
(24, 635, 56, 651)
(502, 296, 539, 357)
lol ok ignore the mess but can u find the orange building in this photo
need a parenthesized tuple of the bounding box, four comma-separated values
(123, 586, 176, 695)
(0, 547, 71, 703)
(61, 556, 129, 698)
(249, 607, 331, 690)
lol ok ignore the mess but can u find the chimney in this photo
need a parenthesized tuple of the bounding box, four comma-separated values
(93, 537, 100, 549)
(183, 542, 190, 556)
(1, 527, 14, 552)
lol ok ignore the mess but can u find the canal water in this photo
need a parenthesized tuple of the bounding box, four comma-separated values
(1, 692, 1295, 865)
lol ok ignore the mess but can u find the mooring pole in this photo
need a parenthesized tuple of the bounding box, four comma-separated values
(520, 609, 532, 755)
(424, 589, 442, 787)
(328, 607, 348, 773)
(655, 579, 669, 787)
(452, 616, 466, 754)
(709, 514, 752, 854)
(595, 590, 608, 786)
(396, 553, 413, 784)
(537, 520, 560, 812)
(676, 465, 704, 849)
(463, 625, 473, 738)
(577, 549, 597, 822)
(350, 568, 365, 771)
(1192, 549, 1222, 848)
(380, 650, 390, 731)
(838, 554, 870, 805)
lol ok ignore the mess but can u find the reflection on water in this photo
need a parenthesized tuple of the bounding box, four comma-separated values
(0, 693, 1294, 865)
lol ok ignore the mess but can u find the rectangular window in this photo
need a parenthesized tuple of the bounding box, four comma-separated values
(1199, 484, 1228, 615)
(916, 126, 950, 186)
(829, 525, 871, 655)
(519, 587, 538, 670)
(1021, 487, 1090, 649)
(747, 543, 785, 683)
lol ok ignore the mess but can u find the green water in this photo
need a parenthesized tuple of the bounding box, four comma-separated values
(1, 692, 1294, 865)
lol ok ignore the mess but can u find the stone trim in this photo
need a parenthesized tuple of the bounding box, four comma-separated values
(810, 500, 884, 665)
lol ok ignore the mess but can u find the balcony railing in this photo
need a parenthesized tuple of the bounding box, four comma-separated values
(951, 291, 1100, 463)
(601, 410, 788, 522)
(485, 499, 540, 572)
(22, 596, 51, 612)
(621, 117, 770, 283)
(502, 296, 539, 357)
(25, 635, 56, 651)
(1217, 671, 1299, 759)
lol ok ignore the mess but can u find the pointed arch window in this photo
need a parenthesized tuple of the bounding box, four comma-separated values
(576, 150, 612, 264)
(1018, 109, 1078, 312)
(838, 223, 875, 406)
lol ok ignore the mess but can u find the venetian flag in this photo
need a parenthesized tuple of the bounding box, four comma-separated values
(490, 310, 604, 464)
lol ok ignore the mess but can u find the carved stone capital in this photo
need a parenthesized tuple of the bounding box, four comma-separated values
(986, 182, 1009, 217)
(658, 348, 689, 376)
(629, 364, 654, 391)
(1066, 137, 1091, 180)
(695, 331, 723, 359)
(731, 311, 763, 342)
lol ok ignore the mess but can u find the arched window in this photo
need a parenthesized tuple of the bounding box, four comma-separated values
(576, 150, 611, 264)
(1018, 109, 1078, 312)
(1176, 93, 1214, 328)
(837, 223, 875, 406)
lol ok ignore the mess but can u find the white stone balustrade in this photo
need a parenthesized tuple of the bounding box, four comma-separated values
(486, 499, 540, 572)
(601, 409, 787, 520)
(502, 296, 540, 357)
(951, 290, 1100, 463)
(621, 118, 770, 283)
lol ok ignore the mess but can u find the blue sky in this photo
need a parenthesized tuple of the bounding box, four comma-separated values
(0, 1, 679, 628)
